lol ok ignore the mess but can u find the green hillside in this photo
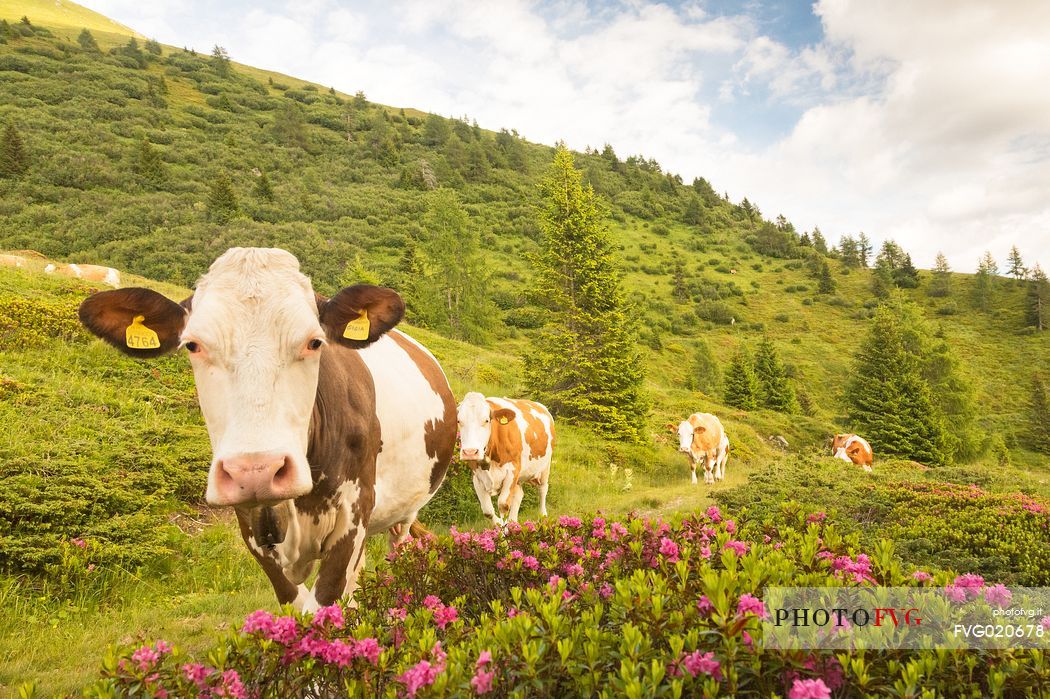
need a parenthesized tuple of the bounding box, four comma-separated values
(1, 3, 1049, 695)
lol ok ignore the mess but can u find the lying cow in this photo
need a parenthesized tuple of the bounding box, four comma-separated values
(672, 413, 726, 485)
(46, 262, 121, 288)
(832, 433, 873, 472)
(0, 254, 28, 268)
(77, 247, 456, 611)
(457, 392, 554, 525)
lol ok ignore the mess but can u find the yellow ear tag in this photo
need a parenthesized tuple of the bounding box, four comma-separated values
(342, 311, 370, 341)
(499, 416, 510, 425)
(125, 315, 160, 350)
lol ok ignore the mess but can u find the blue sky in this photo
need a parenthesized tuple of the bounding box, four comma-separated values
(84, 0, 1050, 273)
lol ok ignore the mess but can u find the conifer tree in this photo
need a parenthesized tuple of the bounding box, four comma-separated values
(871, 257, 893, 298)
(1007, 245, 1026, 281)
(253, 171, 274, 202)
(524, 145, 647, 441)
(894, 253, 920, 288)
(211, 45, 231, 77)
(273, 102, 307, 149)
(207, 171, 239, 223)
(690, 338, 720, 394)
(929, 252, 952, 297)
(0, 121, 28, 178)
(682, 195, 703, 225)
(1026, 263, 1048, 331)
(754, 337, 797, 412)
(811, 227, 828, 254)
(858, 232, 873, 267)
(723, 346, 759, 410)
(77, 28, 99, 52)
(817, 259, 836, 294)
(972, 251, 998, 310)
(671, 259, 690, 302)
(1028, 375, 1050, 454)
(133, 137, 164, 189)
(847, 304, 948, 464)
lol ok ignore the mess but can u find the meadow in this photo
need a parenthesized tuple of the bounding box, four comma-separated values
(1, 1, 1049, 695)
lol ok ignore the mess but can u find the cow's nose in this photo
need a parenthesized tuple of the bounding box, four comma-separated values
(210, 452, 304, 505)
(461, 448, 480, 460)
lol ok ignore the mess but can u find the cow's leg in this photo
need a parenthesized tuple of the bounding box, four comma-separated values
(235, 510, 300, 609)
(705, 451, 716, 485)
(537, 467, 551, 518)
(312, 485, 373, 608)
(690, 456, 698, 485)
(472, 472, 500, 525)
(507, 482, 525, 522)
(496, 464, 518, 523)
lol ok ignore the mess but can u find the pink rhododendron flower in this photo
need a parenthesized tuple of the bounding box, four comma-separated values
(522, 555, 539, 571)
(219, 669, 247, 699)
(706, 505, 722, 523)
(397, 644, 446, 698)
(984, 584, 1012, 606)
(471, 668, 495, 694)
(737, 594, 767, 619)
(697, 595, 714, 616)
(558, 515, 582, 528)
(658, 537, 680, 562)
(944, 585, 967, 603)
(1039, 615, 1050, 631)
(724, 540, 748, 557)
(700, 545, 712, 560)
(599, 583, 614, 599)
(681, 650, 722, 680)
(423, 595, 442, 610)
(725, 520, 736, 534)
(434, 605, 459, 630)
(71, 537, 87, 548)
(183, 663, 210, 688)
(312, 604, 344, 629)
(388, 607, 408, 621)
(131, 645, 160, 671)
(789, 678, 831, 699)
(912, 571, 932, 582)
(805, 512, 827, 524)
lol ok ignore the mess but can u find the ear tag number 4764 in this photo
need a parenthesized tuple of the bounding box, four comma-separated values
(126, 315, 160, 349)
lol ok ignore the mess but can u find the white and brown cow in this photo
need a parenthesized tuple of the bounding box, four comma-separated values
(457, 392, 554, 525)
(46, 262, 121, 287)
(77, 248, 456, 611)
(0, 254, 28, 268)
(832, 433, 873, 472)
(672, 413, 726, 485)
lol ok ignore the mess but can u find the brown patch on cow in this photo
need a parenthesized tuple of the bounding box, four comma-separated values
(235, 510, 298, 605)
(686, 413, 724, 463)
(78, 287, 188, 358)
(250, 506, 286, 548)
(484, 401, 524, 477)
(318, 284, 405, 349)
(388, 330, 456, 493)
(312, 525, 358, 606)
(511, 399, 553, 458)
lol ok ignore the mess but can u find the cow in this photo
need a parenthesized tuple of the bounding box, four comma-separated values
(672, 413, 726, 485)
(76, 247, 456, 612)
(45, 262, 121, 288)
(0, 254, 28, 268)
(832, 433, 873, 472)
(456, 392, 554, 525)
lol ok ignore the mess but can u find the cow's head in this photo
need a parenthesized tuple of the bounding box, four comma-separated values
(831, 433, 852, 462)
(457, 392, 513, 462)
(78, 248, 404, 507)
(674, 419, 699, 453)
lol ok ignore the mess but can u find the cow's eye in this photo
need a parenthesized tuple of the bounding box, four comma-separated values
(185, 341, 201, 354)
(307, 338, 324, 351)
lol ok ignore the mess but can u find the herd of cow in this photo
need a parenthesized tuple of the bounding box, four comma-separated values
(7, 247, 876, 610)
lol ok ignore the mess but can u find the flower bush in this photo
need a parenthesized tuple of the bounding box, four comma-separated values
(86, 508, 1048, 697)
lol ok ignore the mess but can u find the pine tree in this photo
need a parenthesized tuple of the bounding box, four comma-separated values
(1026, 264, 1048, 331)
(132, 137, 164, 189)
(207, 171, 239, 223)
(524, 145, 648, 441)
(77, 28, 99, 52)
(690, 338, 720, 394)
(1028, 375, 1050, 454)
(894, 253, 920, 288)
(817, 259, 836, 294)
(837, 235, 861, 267)
(723, 347, 759, 410)
(671, 259, 690, 302)
(0, 121, 29, 178)
(682, 195, 703, 225)
(211, 45, 231, 77)
(858, 233, 873, 268)
(1007, 245, 1026, 281)
(847, 305, 948, 464)
(754, 337, 797, 413)
(972, 251, 997, 311)
(929, 252, 952, 297)
(871, 257, 893, 298)
(253, 171, 274, 202)
(811, 227, 828, 254)
(144, 38, 162, 56)
(273, 102, 307, 149)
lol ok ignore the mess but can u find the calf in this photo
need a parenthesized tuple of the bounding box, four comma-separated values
(672, 413, 726, 485)
(832, 433, 873, 472)
(77, 248, 456, 611)
(46, 262, 121, 287)
(457, 392, 554, 525)
(0, 254, 27, 268)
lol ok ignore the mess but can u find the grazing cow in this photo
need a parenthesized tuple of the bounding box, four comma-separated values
(46, 262, 121, 288)
(832, 433, 873, 472)
(672, 413, 726, 485)
(457, 392, 554, 525)
(0, 254, 28, 268)
(77, 248, 456, 611)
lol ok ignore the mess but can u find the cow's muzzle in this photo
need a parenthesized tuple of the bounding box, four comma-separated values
(460, 448, 483, 460)
(208, 451, 311, 506)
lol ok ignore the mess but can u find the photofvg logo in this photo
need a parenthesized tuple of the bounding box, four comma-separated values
(761, 587, 1050, 650)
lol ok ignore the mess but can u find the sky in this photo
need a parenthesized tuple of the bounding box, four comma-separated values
(81, 0, 1050, 273)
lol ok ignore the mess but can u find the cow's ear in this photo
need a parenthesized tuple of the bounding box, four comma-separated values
(78, 288, 188, 358)
(318, 284, 405, 349)
(491, 408, 516, 425)
(666, 423, 677, 433)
